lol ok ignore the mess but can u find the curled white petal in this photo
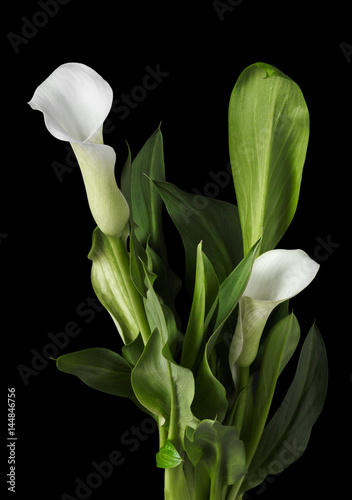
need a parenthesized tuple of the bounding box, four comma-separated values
(28, 63, 113, 143)
(243, 249, 320, 301)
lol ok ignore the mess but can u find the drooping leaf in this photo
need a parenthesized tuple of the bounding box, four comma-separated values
(242, 323, 328, 492)
(56, 348, 135, 399)
(156, 440, 183, 469)
(153, 180, 243, 289)
(185, 419, 247, 499)
(229, 62, 309, 255)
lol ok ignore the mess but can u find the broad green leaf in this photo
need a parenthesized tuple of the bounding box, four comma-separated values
(88, 228, 144, 344)
(181, 242, 219, 371)
(153, 180, 243, 289)
(131, 328, 198, 434)
(229, 62, 309, 255)
(56, 348, 135, 399)
(156, 440, 183, 469)
(242, 323, 328, 492)
(246, 313, 301, 464)
(185, 420, 247, 499)
(192, 240, 260, 422)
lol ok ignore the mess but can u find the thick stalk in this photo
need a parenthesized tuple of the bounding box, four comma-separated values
(107, 235, 151, 344)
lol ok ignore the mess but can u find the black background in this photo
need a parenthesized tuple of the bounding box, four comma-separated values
(3, 1, 351, 499)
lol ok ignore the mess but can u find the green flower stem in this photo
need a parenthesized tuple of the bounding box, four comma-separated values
(164, 462, 191, 500)
(107, 235, 151, 344)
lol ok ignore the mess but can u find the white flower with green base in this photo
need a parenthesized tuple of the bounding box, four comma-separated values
(230, 248, 320, 371)
(29, 61, 328, 500)
(28, 62, 129, 237)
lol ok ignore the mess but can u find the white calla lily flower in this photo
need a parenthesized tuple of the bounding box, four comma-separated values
(230, 249, 319, 369)
(28, 62, 129, 236)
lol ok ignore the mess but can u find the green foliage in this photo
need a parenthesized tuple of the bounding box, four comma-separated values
(229, 62, 309, 255)
(52, 62, 327, 500)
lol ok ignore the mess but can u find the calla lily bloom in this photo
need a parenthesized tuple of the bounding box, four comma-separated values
(28, 62, 129, 237)
(230, 249, 319, 370)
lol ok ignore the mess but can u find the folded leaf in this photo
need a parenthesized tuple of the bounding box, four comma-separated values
(88, 228, 144, 344)
(56, 348, 135, 399)
(242, 323, 328, 492)
(229, 62, 309, 255)
(153, 180, 243, 289)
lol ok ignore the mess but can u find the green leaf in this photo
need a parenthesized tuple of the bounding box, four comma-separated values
(229, 62, 309, 255)
(246, 313, 301, 464)
(125, 129, 181, 313)
(131, 328, 198, 434)
(153, 180, 243, 289)
(129, 126, 165, 252)
(88, 228, 143, 344)
(185, 420, 247, 499)
(242, 323, 328, 492)
(192, 239, 260, 422)
(181, 242, 219, 370)
(56, 348, 135, 399)
(156, 440, 183, 469)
